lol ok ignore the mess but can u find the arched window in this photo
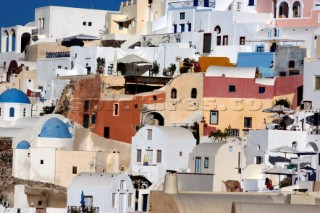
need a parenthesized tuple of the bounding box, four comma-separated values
(191, 88, 197, 99)
(292, 1, 301, 18)
(9, 107, 15, 117)
(279, 1, 289, 18)
(292, 141, 297, 150)
(214, 26, 221, 34)
(171, 88, 177, 99)
(23, 108, 26, 117)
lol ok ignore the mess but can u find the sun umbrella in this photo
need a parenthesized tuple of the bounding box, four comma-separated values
(270, 145, 295, 160)
(80, 190, 85, 207)
(264, 167, 296, 186)
(262, 105, 294, 113)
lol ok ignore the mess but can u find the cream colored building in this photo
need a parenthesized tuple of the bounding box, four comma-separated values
(164, 72, 204, 126)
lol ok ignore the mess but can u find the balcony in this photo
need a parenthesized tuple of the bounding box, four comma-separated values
(168, 1, 215, 9)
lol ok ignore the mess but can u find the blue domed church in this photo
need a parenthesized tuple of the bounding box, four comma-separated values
(0, 88, 32, 121)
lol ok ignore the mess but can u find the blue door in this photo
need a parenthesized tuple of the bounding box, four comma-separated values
(195, 157, 201, 173)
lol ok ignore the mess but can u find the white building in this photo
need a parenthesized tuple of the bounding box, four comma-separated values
(303, 58, 320, 109)
(131, 125, 196, 183)
(67, 172, 135, 213)
(188, 140, 242, 191)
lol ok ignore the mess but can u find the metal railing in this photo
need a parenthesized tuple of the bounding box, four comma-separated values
(168, 1, 215, 9)
(67, 206, 99, 213)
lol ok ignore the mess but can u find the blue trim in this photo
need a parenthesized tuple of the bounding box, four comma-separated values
(9, 107, 15, 117)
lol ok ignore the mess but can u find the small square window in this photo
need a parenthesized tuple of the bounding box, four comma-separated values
(83, 21, 87, 26)
(259, 87, 265, 94)
(239, 36, 245, 45)
(179, 151, 183, 156)
(231, 129, 239, 137)
(40, 160, 44, 164)
(244, 117, 252, 128)
(255, 156, 262, 164)
(72, 166, 77, 174)
(38, 200, 42, 206)
(88, 22, 92, 26)
(288, 60, 295, 68)
(180, 12, 185, 19)
(279, 72, 287, 76)
(229, 146, 234, 152)
(229, 85, 236, 92)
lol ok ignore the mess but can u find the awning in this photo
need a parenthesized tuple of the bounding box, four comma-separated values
(118, 54, 151, 64)
(62, 34, 100, 42)
(113, 18, 134, 23)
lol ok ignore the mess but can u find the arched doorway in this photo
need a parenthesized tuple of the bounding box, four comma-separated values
(144, 112, 164, 126)
(279, 1, 289, 18)
(292, 1, 301, 18)
(21, 32, 31, 53)
(6, 60, 18, 82)
(3, 30, 9, 52)
(11, 29, 16, 52)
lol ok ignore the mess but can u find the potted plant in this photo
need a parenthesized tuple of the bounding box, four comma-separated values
(96, 57, 106, 74)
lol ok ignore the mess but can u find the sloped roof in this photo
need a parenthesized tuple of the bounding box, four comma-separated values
(205, 66, 257, 79)
(191, 142, 225, 156)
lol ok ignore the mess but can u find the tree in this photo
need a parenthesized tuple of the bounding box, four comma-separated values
(150, 60, 160, 76)
(273, 98, 291, 108)
(96, 57, 106, 74)
(209, 125, 232, 142)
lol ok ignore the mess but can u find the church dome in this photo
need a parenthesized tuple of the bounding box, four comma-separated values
(17, 140, 31, 149)
(0, 88, 30, 104)
(38, 118, 72, 138)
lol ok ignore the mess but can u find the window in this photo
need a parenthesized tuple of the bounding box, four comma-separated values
(180, 24, 185, 32)
(72, 166, 77, 174)
(203, 33, 212, 53)
(180, 12, 185, 19)
(112, 193, 116, 208)
(42, 18, 45, 29)
(223, 35, 228, 45)
(179, 151, 183, 156)
(119, 22, 123, 30)
(248, 0, 255, 6)
(214, 26, 221, 34)
(204, 157, 209, 168)
(315, 76, 320, 90)
(244, 117, 252, 128)
(128, 193, 133, 208)
(114, 103, 119, 116)
(191, 88, 197, 99)
(38, 200, 42, 206)
(0, 108, 1, 116)
(259, 87, 265, 94)
(9, 107, 15, 117)
(255, 156, 262, 164)
(83, 21, 87, 26)
(171, 88, 177, 99)
(229, 146, 234, 152)
(40, 160, 44, 164)
(120, 180, 126, 189)
(104, 127, 110, 138)
(279, 71, 287, 76)
(84, 100, 90, 112)
(288, 60, 295, 68)
(88, 22, 92, 26)
(91, 114, 96, 124)
(173, 24, 177, 33)
(256, 45, 264, 52)
(156, 150, 162, 163)
(289, 70, 299, 76)
(187, 23, 192, 32)
(292, 141, 297, 150)
(216, 36, 221, 45)
(231, 129, 239, 137)
(147, 129, 152, 140)
(210, 111, 218, 125)
(229, 85, 236, 92)
(137, 149, 142, 162)
(239, 36, 245, 45)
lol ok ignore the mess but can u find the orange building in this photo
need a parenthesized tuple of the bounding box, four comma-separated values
(199, 56, 235, 72)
